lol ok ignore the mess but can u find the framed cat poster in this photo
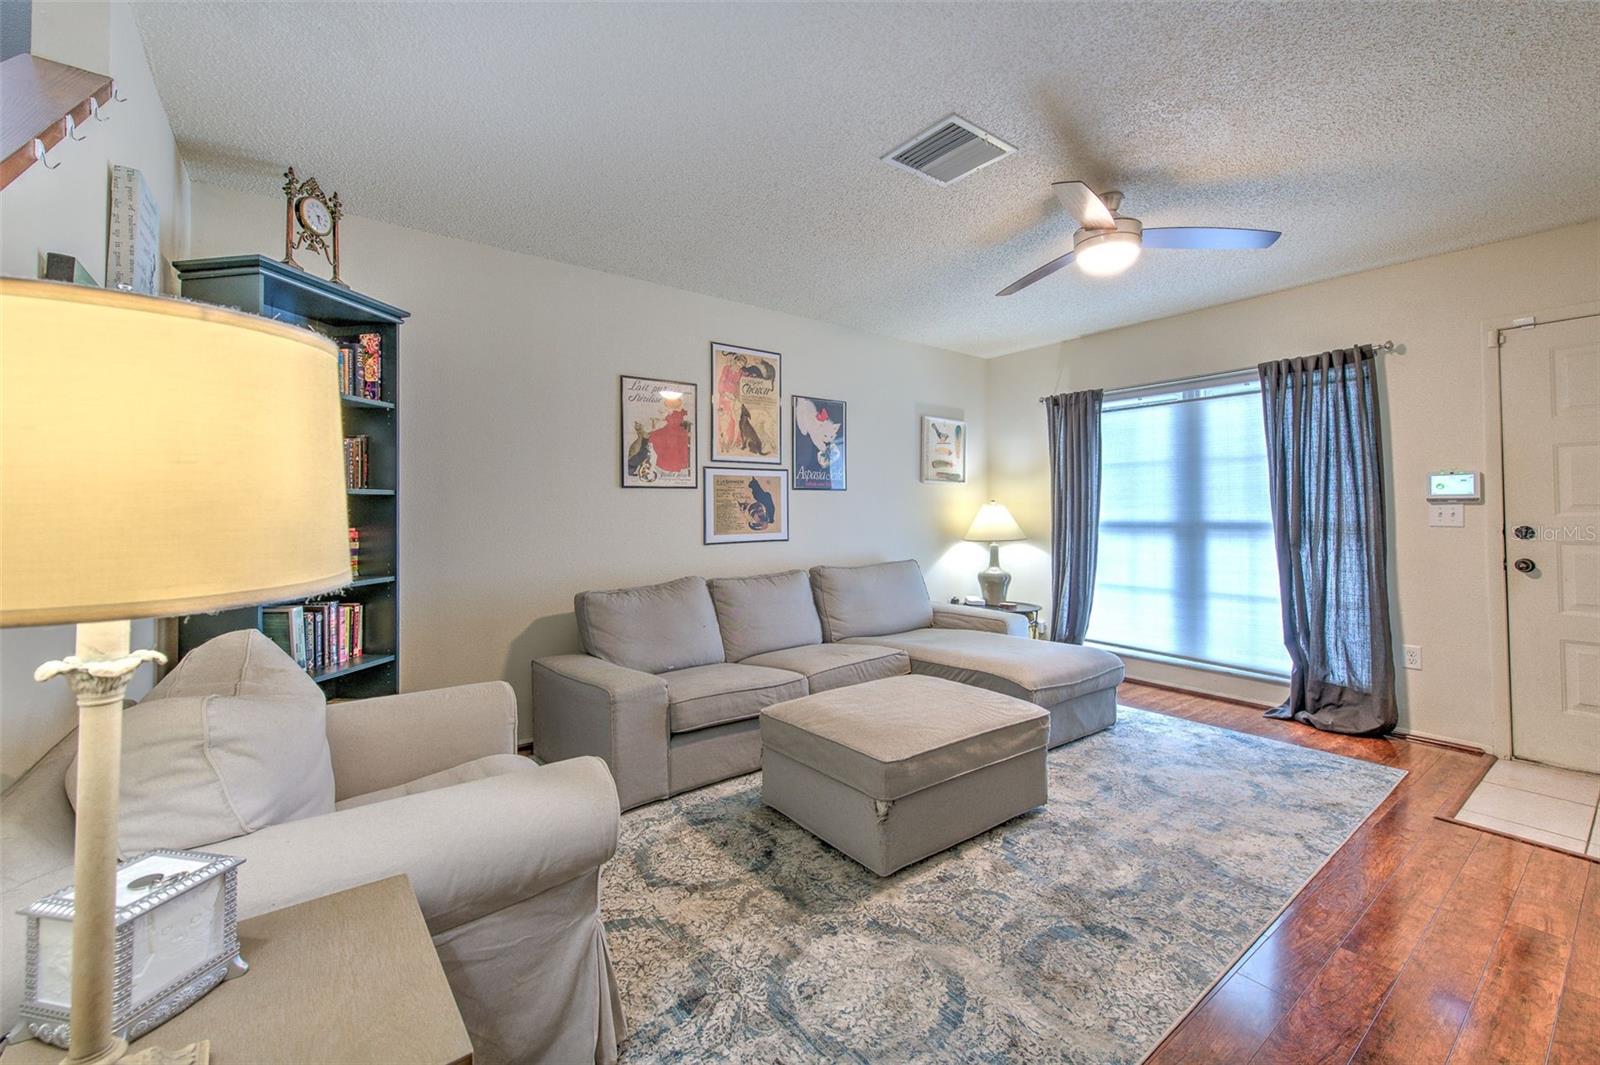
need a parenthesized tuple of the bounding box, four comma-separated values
(710, 342, 781, 465)
(793, 396, 846, 490)
(920, 415, 966, 483)
(620, 375, 697, 488)
(704, 466, 790, 544)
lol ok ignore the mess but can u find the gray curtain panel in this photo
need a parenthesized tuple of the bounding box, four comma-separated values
(1258, 347, 1397, 735)
(1044, 389, 1103, 644)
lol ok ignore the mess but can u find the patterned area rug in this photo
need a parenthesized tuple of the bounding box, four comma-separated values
(605, 707, 1404, 1063)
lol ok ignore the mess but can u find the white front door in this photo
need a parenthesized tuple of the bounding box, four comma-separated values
(1501, 314, 1600, 772)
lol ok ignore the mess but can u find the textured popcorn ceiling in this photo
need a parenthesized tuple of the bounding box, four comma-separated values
(133, 2, 1600, 358)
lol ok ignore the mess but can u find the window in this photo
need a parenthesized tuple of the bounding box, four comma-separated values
(1087, 374, 1291, 676)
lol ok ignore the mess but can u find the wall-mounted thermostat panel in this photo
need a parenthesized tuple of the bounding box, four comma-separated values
(1427, 471, 1482, 502)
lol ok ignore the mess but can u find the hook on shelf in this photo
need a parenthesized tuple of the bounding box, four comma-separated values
(111, 87, 128, 103)
(89, 97, 110, 123)
(65, 115, 87, 142)
(33, 139, 60, 170)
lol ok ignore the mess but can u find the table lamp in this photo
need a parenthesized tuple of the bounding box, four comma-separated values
(964, 500, 1026, 607)
(1, 278, 350, 1065)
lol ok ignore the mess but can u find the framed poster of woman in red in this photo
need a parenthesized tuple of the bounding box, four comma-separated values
(621, 375, 697, 488)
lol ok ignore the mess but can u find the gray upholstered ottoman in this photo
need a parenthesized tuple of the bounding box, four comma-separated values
(760, 674, 1048, 876)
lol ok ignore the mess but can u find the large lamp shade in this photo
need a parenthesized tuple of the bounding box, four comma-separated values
(0, 278, 351, 626)
(964, 500, 1026, 543)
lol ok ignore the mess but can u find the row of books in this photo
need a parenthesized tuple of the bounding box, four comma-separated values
(349, 527, 361, 578)
(336, 332, 384, 400)
(262, 602, 364, 676)
(344, 436, 371, 489)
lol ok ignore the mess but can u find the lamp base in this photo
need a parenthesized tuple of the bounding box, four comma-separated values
(122, 1041, 210, 1065)
(977, 542, 1012, 607)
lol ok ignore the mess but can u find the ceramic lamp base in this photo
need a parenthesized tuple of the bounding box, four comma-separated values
(978, 543, 1012, 607)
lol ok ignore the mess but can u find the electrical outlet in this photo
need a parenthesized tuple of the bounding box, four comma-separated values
(1403, 645, 1423, 670)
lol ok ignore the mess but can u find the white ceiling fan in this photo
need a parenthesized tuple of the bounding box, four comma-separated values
(997, 182, 1281, 296)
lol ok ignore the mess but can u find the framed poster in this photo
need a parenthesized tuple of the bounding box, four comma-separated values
(704, 465, 790, 544)
(620, 376, 697, 488)
(792, 396, 846, 491)
(710, 342, 782, 464)
(920, 415, 966, 483)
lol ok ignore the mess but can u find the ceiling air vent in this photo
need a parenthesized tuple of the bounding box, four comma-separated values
(883, 115, 1016, 186)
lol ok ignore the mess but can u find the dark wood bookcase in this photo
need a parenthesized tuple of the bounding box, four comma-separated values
(172, 255, 409, 699)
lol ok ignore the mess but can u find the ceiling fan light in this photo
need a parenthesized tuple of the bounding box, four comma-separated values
(1075, 231, 1142, 276)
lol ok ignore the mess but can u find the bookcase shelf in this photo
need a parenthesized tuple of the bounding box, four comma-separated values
(309, 653, 397, 685)
(173, 255, 409, 699)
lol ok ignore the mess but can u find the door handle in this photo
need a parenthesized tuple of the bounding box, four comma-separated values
(1513, 558, 1536, 574)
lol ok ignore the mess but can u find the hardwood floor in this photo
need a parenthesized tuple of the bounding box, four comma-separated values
(1124, 681, 1598, 1065)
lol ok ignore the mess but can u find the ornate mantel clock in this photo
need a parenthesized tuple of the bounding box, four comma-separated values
(281, 167, 346, 286)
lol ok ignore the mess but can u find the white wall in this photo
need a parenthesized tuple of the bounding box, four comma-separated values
(0, 1, 190, 789)
(987, 220, 1600, 753)
(185, 183, 991, 741)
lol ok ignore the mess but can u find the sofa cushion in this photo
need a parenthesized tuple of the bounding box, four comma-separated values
(708, 570, 824, 661)
(336, 753, 534, 810)
(65, 630, 334, 856)
(809, 560, 934, 641)
(760, 675, 1047, 800)
(741, 643, 909, 693)
(661, 662, 807, 733)
(575, 575, 724, 674)
(841, 629, 1125, 707)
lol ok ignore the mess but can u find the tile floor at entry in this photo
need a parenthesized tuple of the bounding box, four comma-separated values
(1457, 759, 1600, 858)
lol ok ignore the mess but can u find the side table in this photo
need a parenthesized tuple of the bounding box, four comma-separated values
(954, 597, 1045, 639)
(1, 875, 471, 1065)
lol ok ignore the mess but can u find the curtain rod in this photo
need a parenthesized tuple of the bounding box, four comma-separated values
(1036, 340, 1400, 403)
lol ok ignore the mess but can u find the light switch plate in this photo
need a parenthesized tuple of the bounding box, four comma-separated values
(1428, 504, 1464, 527)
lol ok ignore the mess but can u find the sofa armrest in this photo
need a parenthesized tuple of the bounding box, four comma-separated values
(326, 682, 517, 802)
(219, 756, 619, 935)
(931, 602, 1029, 637)
(532, 654, 670, 811)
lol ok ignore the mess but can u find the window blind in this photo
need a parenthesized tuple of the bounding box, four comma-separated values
(1087, 374, 1291, 676)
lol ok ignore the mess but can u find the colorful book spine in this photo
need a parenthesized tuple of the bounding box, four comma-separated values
(262, 605, 307, 669)
(349, 527, 361, 578)
(343, 436, 370, 489)
(311, 609, 325, 675)
(358, 332, 382, 400)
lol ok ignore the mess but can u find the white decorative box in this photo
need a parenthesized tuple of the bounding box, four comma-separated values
(18, 849, 247, 1049)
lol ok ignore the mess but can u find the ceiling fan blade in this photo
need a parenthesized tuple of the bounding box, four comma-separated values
(997, 250, 1076, 297)
(1142, 227, 1281, 250)
(1051, 181, 1116, 230)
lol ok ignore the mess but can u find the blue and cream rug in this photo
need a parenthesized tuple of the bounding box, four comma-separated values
(605, 707, 1404, 1063)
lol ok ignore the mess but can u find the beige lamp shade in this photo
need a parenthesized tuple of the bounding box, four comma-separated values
(964, 500, 1026, 542)
(0, 278, 351, 626)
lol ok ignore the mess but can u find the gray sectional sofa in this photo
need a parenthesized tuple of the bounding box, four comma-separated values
(532, 560, 1124, 810)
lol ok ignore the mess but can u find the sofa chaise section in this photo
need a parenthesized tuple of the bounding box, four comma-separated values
(812, 560, 1125, 747)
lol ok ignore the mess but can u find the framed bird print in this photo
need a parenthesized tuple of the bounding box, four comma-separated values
(710, 342, 782, 464)
(704, 466, 790, 544)
(793, 396, 846, 490)
(620, 375, 697, 488)
(920, 415, 966, 483)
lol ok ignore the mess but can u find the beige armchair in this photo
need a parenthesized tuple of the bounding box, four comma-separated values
(2, 631, 624, 1065)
